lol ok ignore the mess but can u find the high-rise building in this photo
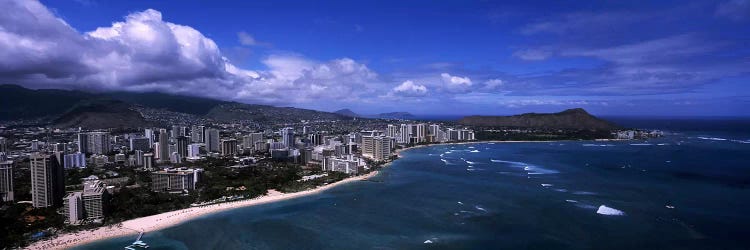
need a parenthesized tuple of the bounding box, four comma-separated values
(134, 150, 144, 166)
(63, 176, 108, 224)
(362, 136, 391, 161)
(144, 129, 155, 146)
(77, 133, 89, 154)
(30, 140, 40, 151)
(129, 137, 151, 152)
(81, 176, 107, 221)
(63, 152, 86, 169)
(386, 124, 399, 138)
(308, 133, 323, 146)
(399, 124, 410, 144)
(30, 153, 64, 208)
(281, 127, 295, 149)
(62, 192, 83, 224)
(176, 136, 189, 160)
(220, 139, 238, 156)
(0, 137, 7, 153)
(205, 129, 220, 152)
(150, 168, 203, 192)
(88, 132, 111, 155)
(158, 129, 170, 162)
(143, 153, 154, 170)
(0, 155, 13, 202)
(191, 126, 205, 143)
(187, 144, 201, 158)
(51, 142, 67, 154)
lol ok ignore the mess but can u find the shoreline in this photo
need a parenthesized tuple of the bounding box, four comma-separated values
(26, 170, 380, 250)
(27, 139, 559, 249)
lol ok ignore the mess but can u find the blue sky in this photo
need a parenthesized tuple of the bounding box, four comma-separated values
(1, 0, 749, 116)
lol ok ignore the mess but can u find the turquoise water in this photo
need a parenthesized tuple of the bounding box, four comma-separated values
(76, 122, 750, 249)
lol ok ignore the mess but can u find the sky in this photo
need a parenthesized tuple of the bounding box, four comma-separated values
(0, 0, 749, 116)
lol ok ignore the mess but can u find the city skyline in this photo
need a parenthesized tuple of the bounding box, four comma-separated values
(1, 0, 749, 117)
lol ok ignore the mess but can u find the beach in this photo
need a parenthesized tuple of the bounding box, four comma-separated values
(26, 170, 380, 250)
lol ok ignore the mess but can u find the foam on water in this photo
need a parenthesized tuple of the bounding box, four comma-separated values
(457, 201, 464, 205)
(465, 160, 477, 165)
(573, 191, 598, 195)
(541, 183, 553, 187)
(697, 136, 727, 141)
(630, 143, 653, 146)
(596, 205, 625, 216)
(475, 205, 487, 212)
(470, 150, 480, 153)
(565, 199, 578, 203)
(489, 159, 560, 174)
(583, 144, 616, 147)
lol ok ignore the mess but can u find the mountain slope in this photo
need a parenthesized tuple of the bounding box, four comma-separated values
(104, 91, 228, 116)
(205, 103, 350, 122)
(0, 84, 96, 120)
(0, 84, 352, 123)
(53, 99, 148, 129)
(459, 108, 618, 130)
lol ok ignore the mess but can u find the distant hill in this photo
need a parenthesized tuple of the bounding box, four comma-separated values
(374, 112, 416, 120)
(53, 99, 148, 129)
(0, 84, 351, 124)
(104, 91, 227, 116)
(334, 109, 360, 117)
(459, 108, 619, 130)
(205, 103, 349, 122)
(0, 84, 96, 120)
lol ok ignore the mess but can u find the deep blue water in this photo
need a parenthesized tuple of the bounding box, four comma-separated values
(76, 120, 750, 249)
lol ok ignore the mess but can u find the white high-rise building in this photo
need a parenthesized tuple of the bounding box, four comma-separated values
(281, 127, 295, 149)
(187, 143, 201, 158)
(362, 136, 391, 161)
(0, 155, 13, 202)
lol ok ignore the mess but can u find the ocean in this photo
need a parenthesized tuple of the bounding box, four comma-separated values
(75, 118, 750, 249)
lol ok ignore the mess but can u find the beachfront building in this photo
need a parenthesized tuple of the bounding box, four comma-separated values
(361, 136, 391, 161)
(322, 155, 366, 174)
(151, 168, 204, 193)
(63, 176, 108, 224)
(62, 192, 83, 225)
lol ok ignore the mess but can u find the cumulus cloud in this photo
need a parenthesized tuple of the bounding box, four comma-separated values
(0, 0, 380, 105)
(441, 73, 472, 86)
(390, 80, 428, 97)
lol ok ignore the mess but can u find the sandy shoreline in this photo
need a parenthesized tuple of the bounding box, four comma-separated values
(26, 170, 380, 250)
(26, 140, 548, 250)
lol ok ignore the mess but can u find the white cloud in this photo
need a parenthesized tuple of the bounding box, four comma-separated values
(441, 73, 472, 86)
(0, 0, 382, 106)
(484, 79, 504, 89)
(390, 80, 428, 96)
(237, 31, 258, 45)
